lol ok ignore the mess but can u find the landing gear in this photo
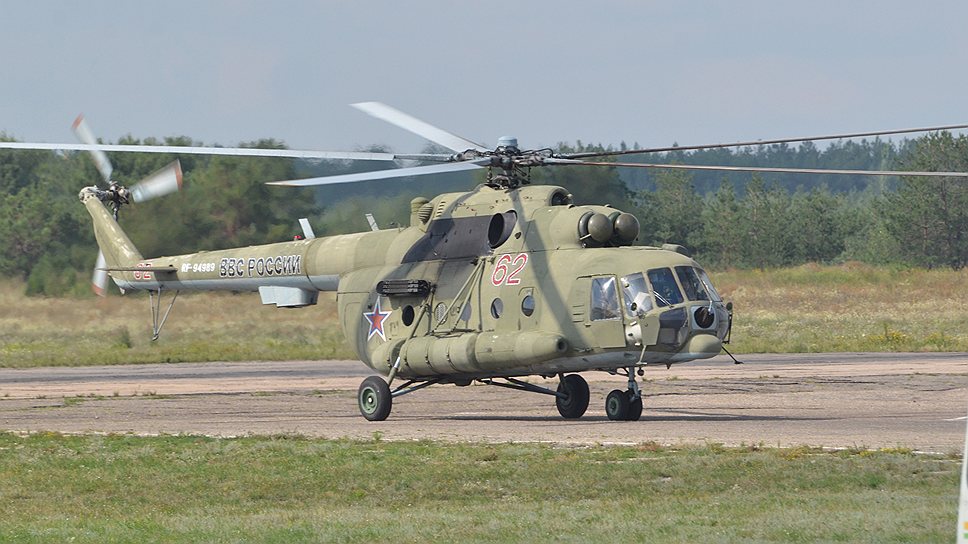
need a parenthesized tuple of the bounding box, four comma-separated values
(357, 376, 442, 421)
(605, 367, 643, 421)
(481, 374, 589, 420)
(354, 369, 643, 421)
(605, 389, 629, 420)
(358, 376, 392, 421)
(556, 374, 590, 419)
(628, 397, 643, 421)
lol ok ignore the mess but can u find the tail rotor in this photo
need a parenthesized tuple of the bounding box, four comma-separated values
(73, 115, 183, 295)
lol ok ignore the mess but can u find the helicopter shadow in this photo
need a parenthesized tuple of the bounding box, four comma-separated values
(443, 410, 834, 424)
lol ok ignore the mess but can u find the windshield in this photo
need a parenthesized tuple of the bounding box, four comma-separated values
(675, 266, 711, 301)
(621, 272, 653, 316)
(697, 269, 722, 302)
(647, 268, 684, 307)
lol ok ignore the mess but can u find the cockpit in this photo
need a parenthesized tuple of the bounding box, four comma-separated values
(613, 266, 722, 317)
(588, 265, 729, 358)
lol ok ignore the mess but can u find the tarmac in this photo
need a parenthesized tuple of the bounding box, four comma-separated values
(1, 352, 966, 452)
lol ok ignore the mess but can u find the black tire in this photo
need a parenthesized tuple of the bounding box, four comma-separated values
(627, 396, 643, 421)
(358, 376, 392, 421)
(605, 389, 630, 421)
(556, 374, 590, 419)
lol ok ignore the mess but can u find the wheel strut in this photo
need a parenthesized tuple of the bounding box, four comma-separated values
(479, 375, 590, 420)
(627, 367, 641, 401)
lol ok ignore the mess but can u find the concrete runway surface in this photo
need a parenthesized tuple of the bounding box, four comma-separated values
(1, 353, 967, 451)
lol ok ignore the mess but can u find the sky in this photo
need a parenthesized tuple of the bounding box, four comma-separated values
(2, 1, 967, 155)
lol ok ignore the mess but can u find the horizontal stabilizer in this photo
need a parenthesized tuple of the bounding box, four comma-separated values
(259, 286, 318, 308)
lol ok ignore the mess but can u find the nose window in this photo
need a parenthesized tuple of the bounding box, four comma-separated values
(675, 266, 710, 301)
(697, 268, 722, 302)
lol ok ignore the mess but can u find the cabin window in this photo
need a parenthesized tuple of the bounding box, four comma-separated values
(621, 273, 653, 316)
(521, 292, 535, 317)
(402, 305, 415, 326)
(590, 276, 621, 321)
(647, 268, 684, 307)
(490, 298, 504, 319)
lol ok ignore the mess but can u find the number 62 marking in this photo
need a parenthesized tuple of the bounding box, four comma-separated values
(491, 253, 528, 286)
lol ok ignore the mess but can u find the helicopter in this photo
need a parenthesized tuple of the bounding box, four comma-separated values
(4, 103, 968, 421)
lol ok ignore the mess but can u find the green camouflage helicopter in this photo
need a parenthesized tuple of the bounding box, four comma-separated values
(5, 104, 968, 421)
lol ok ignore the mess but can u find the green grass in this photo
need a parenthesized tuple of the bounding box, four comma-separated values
(715, 263, 968, 353)
(0, 432, 958, 543)
(0, 281, 355, 367)
(1, 263, 966, 368)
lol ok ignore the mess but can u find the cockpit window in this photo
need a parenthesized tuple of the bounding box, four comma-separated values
(591, 276, 621, 321)
(647, 268, 684, 307)
(675, 266, 711, 301)
(697, 269, 722, 302)
(621, 272, 653, 316)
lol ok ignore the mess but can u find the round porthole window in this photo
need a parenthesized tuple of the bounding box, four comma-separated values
(490, 298, 504, 319)
(402, 305, 415, 326)
(521, 295, 535, 317)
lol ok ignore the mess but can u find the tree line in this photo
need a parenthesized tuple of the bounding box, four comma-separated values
(0, 131, 965, 296)
(632, 132, 967, 270)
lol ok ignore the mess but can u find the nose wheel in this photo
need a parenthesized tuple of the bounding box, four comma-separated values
(605, 367, 643, 421)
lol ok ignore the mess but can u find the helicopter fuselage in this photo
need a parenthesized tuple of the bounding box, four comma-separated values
(84, 183, 729, 384)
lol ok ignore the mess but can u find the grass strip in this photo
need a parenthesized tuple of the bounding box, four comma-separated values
(0, 432, 958, 542)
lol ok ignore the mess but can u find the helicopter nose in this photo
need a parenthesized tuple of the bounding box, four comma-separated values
(678, 333, 722, 361)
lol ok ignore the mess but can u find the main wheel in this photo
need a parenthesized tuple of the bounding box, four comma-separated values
(358, 376, 392, 421)
(627, 396, 643, 421)
(556, 374, 590, 419)
(605, 389, 630, 421)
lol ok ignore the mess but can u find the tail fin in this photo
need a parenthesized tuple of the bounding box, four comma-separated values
(80, 187, 144, 271)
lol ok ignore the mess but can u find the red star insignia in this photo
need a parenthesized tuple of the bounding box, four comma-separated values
(363, 298, 392, 341)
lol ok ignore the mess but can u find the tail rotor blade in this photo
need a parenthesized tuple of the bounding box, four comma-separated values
(129, 160, 183, 202)
(92, 251, 108, 297)
(72, 115, 114, 182)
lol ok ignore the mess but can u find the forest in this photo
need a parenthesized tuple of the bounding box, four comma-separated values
(1, 130, 966, 296)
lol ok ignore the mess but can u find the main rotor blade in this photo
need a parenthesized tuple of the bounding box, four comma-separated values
(352, 102, 490, 153)
(0, 141, 442, 161)
(92, 251, 108, 297)
(267, 159, 489, 187)
(544, 158, 968, 177)
(561, 123, 968, 159)
(72, 115, 113, 182)
(130, 161, 183, 202)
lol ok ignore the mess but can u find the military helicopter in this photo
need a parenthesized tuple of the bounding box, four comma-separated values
(4, 104, 968, 421)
